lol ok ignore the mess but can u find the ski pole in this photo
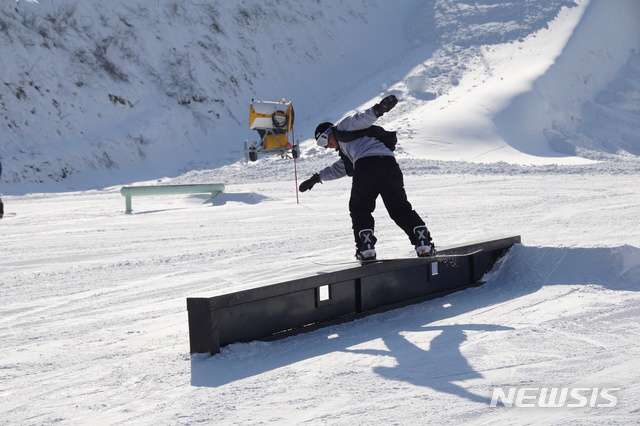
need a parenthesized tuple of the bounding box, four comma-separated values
(292, 125, 299, 204)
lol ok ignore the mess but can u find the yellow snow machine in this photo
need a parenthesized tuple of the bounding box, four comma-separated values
(244, 99, 299, 162)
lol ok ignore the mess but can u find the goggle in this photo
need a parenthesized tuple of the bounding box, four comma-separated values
(316, 128, 331, 147)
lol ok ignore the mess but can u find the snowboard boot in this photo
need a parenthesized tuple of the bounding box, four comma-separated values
(414, 225, 435, 257)
(355, 228, 377, 261)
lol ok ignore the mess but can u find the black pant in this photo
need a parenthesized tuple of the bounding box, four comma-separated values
(349, 156, 425, 248)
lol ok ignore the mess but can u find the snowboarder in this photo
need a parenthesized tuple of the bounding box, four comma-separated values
(299, 94, 434, 261)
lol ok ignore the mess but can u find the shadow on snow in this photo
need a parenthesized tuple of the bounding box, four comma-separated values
(190, 244, 640, 404)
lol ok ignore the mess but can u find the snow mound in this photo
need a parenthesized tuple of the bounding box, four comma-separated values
(397, 0, 640, 164)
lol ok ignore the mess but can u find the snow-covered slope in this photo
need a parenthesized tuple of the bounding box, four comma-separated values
(1, 0, 418, 186)
(2, 173, 640, 425)
(1, 0, 640, 425)
(392, 0, 640, 164)
(2, 0, 639, 188)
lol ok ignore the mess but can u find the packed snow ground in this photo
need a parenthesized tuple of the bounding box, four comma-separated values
(2, 0, 640, 424)
(2, 173, 640, 425)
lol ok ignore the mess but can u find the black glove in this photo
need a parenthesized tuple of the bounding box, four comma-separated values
(373, 94, 398, 117)
(299, 173, 321, 192)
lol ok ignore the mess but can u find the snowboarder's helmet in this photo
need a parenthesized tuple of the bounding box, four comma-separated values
(315, 122, 333, 147)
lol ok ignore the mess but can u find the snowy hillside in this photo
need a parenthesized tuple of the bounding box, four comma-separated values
(2, 0, 639, 188)
(1, 0, 640, 425)
(1, 0, 422, 186)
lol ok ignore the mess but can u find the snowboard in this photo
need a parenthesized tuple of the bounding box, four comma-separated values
(0, 212, 17, 219)
(313, 249, 481, 266)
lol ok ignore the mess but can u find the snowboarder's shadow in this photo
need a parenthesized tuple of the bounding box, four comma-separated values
(191, 321, 512, 402)
(191, 245, 638, 390)
(344, 324, 513, 404)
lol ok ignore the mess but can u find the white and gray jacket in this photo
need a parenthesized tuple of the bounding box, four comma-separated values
(318, 107, 394, 182)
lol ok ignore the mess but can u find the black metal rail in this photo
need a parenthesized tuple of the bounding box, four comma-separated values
(187, 235, 521, 355)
